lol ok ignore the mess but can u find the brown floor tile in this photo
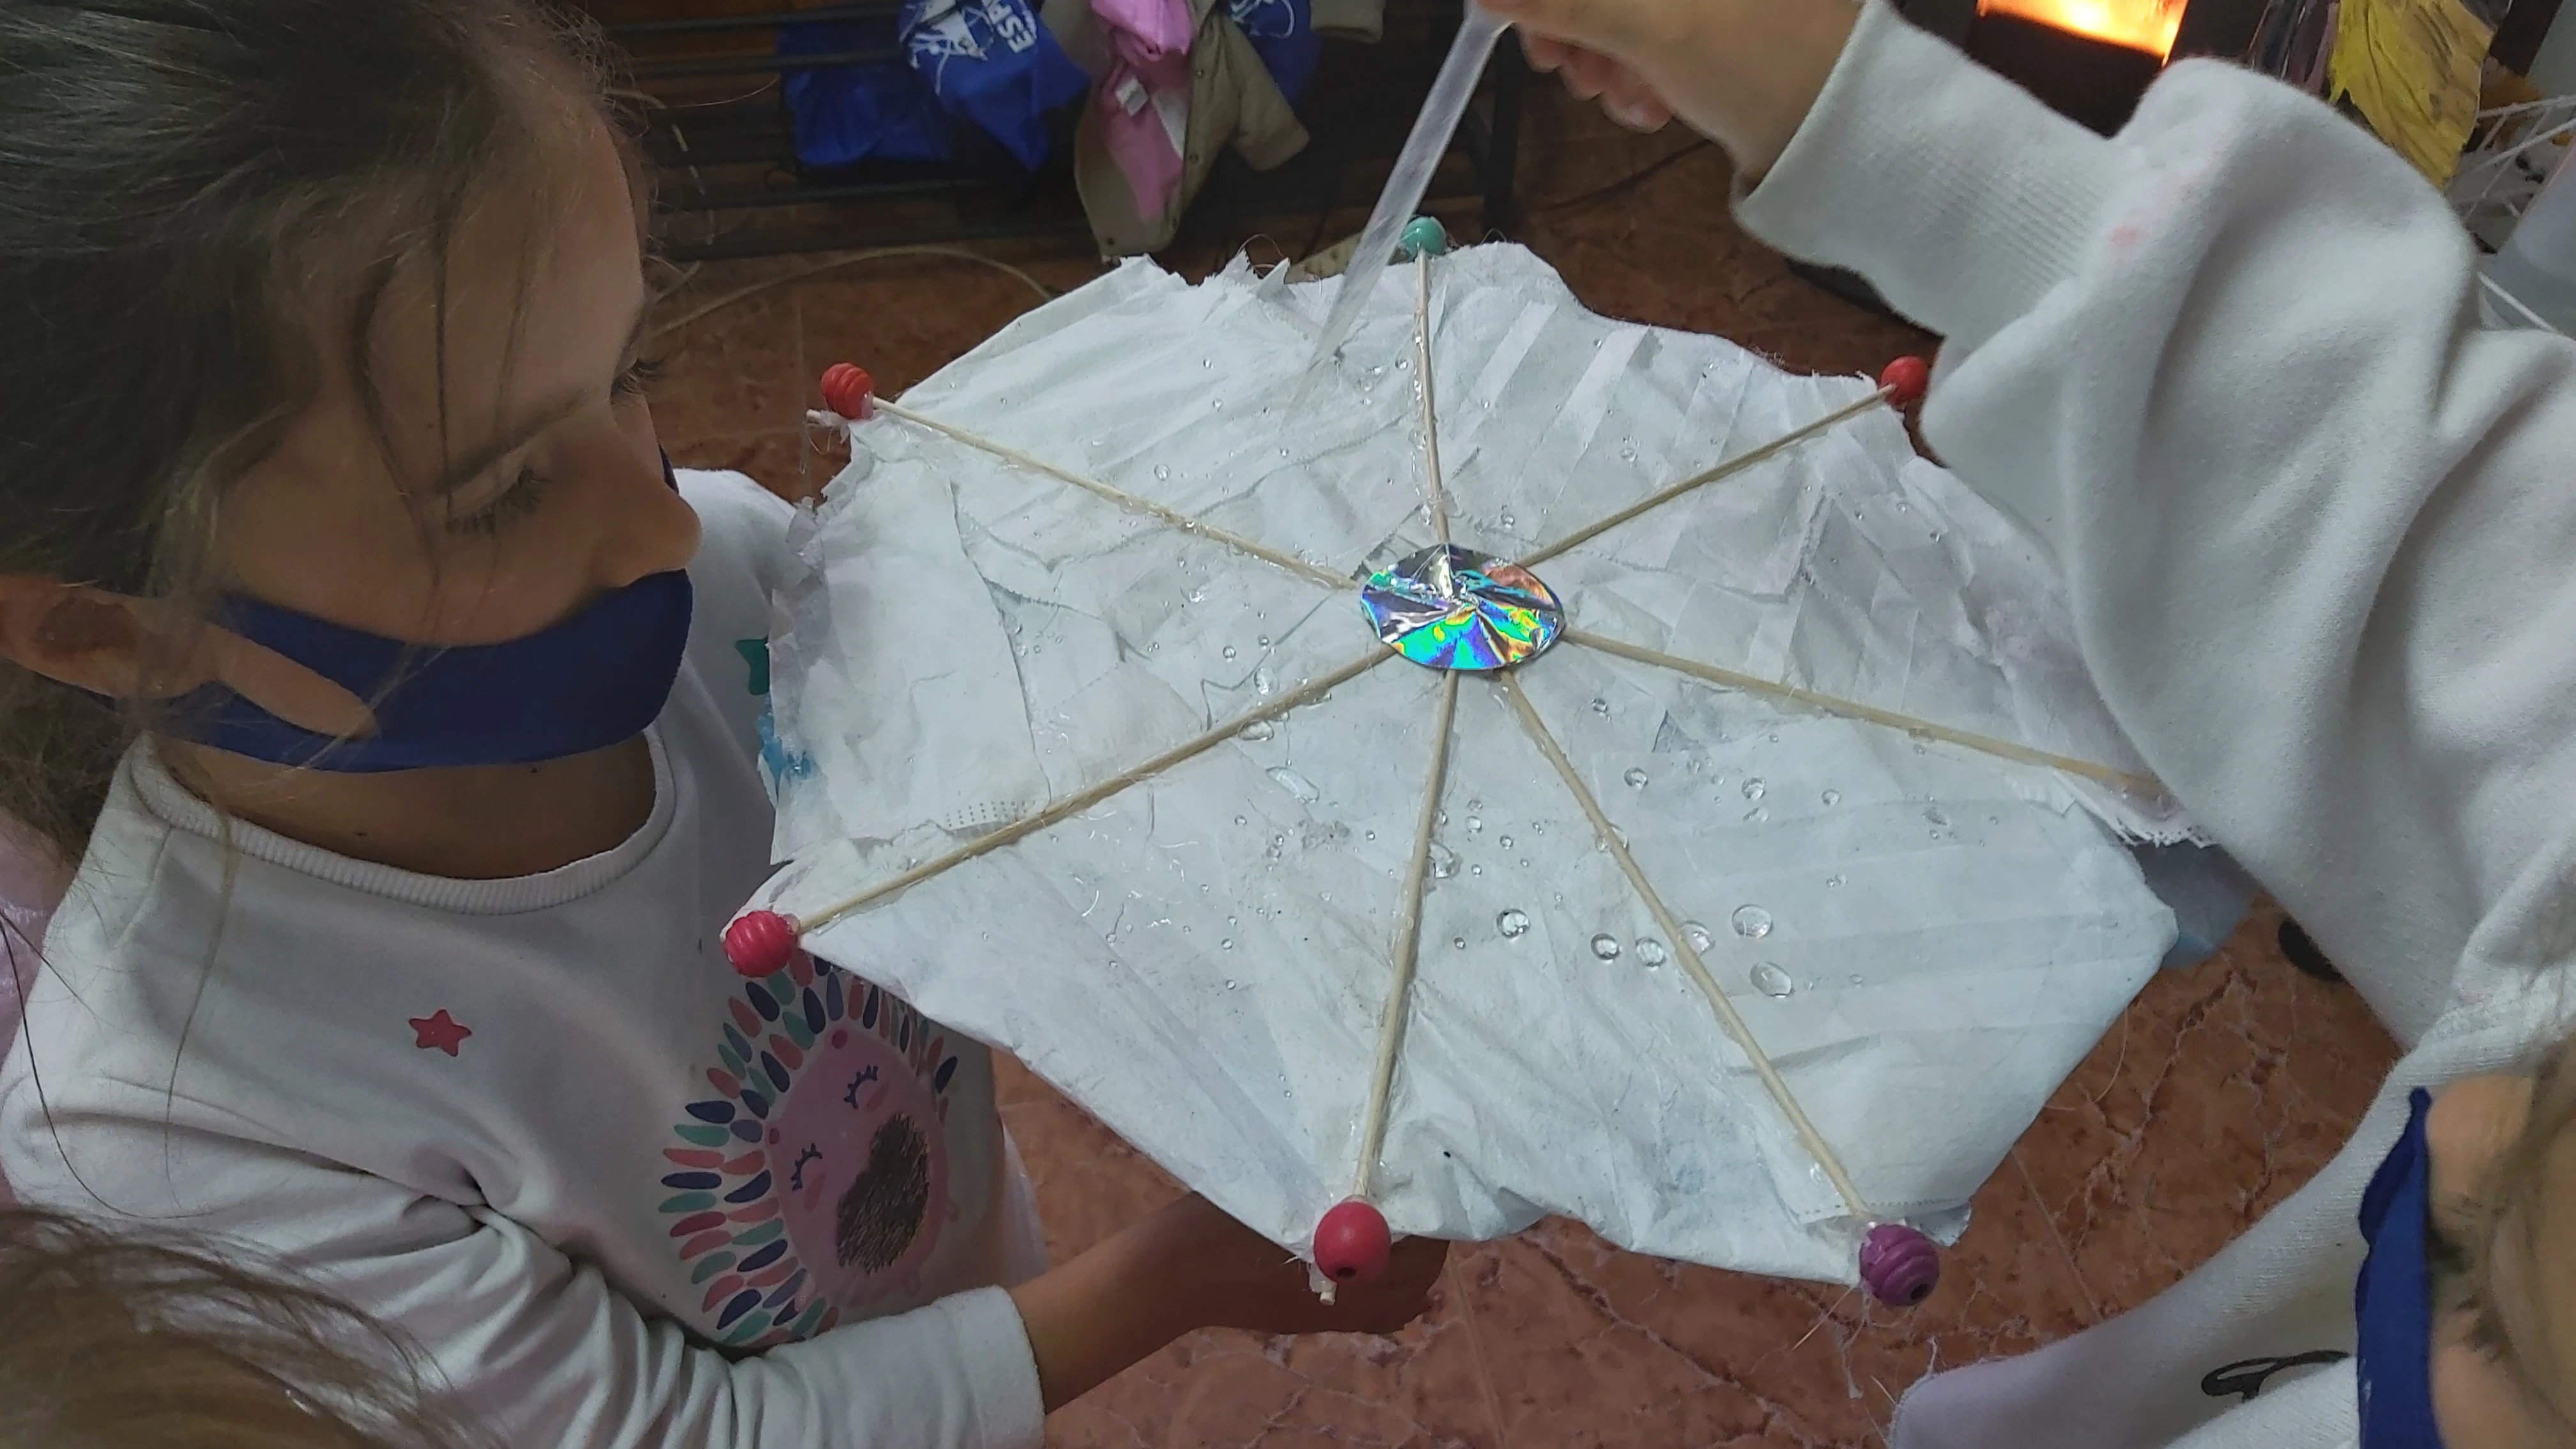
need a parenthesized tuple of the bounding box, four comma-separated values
(648, 276, 809, 447)
(1455, 1128, 2096, 1449)
(2012, 900, 2398, 1319)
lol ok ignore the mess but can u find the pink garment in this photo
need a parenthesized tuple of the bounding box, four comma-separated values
(0, 815, 64, 1207)
(1091, 0, 1194, 219)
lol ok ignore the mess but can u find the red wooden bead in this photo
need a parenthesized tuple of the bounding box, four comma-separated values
(818, 362, 876, 421)
(1858, 1221, 1941, 1306)
(1877, 355, 1931, 407)
(1313, 1199, 1392, 1284)
(723, 910, 801, 978)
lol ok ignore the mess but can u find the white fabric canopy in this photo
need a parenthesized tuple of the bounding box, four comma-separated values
(747, 245, 2180, 1284)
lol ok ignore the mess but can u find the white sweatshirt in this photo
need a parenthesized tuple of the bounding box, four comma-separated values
(1740, 6, 2576, 1446)
(0, 472, 1050, 1449)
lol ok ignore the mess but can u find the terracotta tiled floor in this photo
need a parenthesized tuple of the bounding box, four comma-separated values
(649, 89, 2402, 1446)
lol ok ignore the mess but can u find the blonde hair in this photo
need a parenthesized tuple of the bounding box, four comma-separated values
(0, 1208, 484, 1449)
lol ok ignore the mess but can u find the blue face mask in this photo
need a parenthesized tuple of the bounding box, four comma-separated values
(2355, 1087, 2447, 1449)
(179, 456, 696, 773)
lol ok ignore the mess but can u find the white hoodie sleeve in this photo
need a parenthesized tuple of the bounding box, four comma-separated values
(1738, 1, 2576, 1045)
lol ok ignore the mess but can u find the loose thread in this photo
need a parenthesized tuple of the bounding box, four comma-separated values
(789, 650, 1393, 937)
(1517, 389, 1891, 570)
(1353, 671, 1460, 1206)
(1493, 673, 1873, 1223)
(1565, 629, 2161, 796)
(873, 398, 1354, 592)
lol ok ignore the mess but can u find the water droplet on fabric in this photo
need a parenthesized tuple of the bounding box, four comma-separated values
(1255, 668, 1275, 696)
(1684, 921, 1713, 952)
(1469, 864, 1483, 876)
(1924, 806, 1951, 828)
(1466, 815, 1483, 834)
(1750, 962, 1795, 998)
(1267, 767, 1321, 803)
(1225, 977, 1238, 989)
(1257, 634, 1272, 647)
(1497, 909, 1530, 939)
(1499, 509, 1516, 528)
(1234, 814, 1248, 826)
(1624, 767, 1649, 789)
(1222, 645, 1238, 660)
(1821, 789, 1842, 806)
(1744, 806, 1769, 824)
(1221, 940, 1234, 951)
(1498, 835, 1513, 849)
(1849, 973, 1866, 986)
(1428, 843, 1459, 878)
(1742, 778, 1766, 801)
(1619, 443, 1638, 462)
(1590, 933, 1621, 961)
(1590, 698, 1611, 716)
(1452, 936, 1467, 949)
(1363, 829, 1377, 841)
(1155, 464, 1173, 481)
(1240, 720, 1276, 742)
(1634, 938, 1668, 967)
(1732, 905, 1774, 939)
(1827, 873, 1846, 889)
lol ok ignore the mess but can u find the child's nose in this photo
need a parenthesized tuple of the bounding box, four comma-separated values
(581, 416, 702, 590)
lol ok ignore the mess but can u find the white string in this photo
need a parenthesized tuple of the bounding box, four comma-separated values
(1494, 672, 1874, 1222)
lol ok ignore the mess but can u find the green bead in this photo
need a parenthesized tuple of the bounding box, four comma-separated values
(1397, 217, 1449, 260)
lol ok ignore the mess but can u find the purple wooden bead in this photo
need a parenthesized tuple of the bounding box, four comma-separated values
(1858, 1222, 1940, 1306)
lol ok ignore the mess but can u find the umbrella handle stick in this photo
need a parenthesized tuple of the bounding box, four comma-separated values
(871, 398, 1354, 593)
(1491, 673, 1873, 1222)
(1565, 631, 2160, 797)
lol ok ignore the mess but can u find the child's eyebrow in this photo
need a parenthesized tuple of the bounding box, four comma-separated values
(429, 296, 653, 496)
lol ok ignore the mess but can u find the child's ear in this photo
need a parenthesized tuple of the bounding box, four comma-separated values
(0, 577, 376, 739)
(0, 578, 164, 698)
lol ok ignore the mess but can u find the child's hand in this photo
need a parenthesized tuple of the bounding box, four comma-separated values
(1009, 1193, 1449, 1411)
(1155, 1192, 1448, 1338)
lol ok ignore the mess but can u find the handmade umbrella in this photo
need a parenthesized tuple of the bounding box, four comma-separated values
(722, 231, 2184, 1306)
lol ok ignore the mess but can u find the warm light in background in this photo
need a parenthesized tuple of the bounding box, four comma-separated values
(1975, 0, 2185, 57)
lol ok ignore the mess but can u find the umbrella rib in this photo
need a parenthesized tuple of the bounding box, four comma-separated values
(1515, 387, 1894, 572)
(1415, 254, 1450, 547)
(1564, 629, 2161, 797)
(788, 648, 1395, 937)
(1492, 671, 1876, 1225)
(1352, 671, 1460, 1209)
(873, 397, 1354, 592)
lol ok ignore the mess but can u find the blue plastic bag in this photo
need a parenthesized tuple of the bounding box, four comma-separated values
(901, 0, 1091, 170)
(1226, 0, 1319, 103)
(781, 16, 960, 167)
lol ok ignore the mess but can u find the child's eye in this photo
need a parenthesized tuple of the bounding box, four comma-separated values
(613, 356, 666, 402)
(448, 466, 549, 535)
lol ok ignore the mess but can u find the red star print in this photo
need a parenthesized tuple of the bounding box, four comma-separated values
(409, 1009, 472, 1056)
